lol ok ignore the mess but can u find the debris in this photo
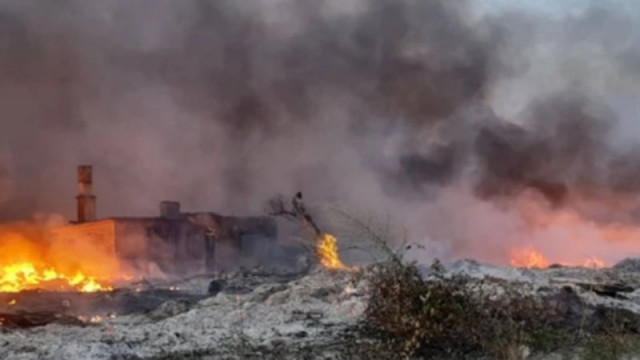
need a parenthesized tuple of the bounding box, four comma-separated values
(0, 311, 85, 329)
(207, 279, 226, 296)
(148, 300, 193, 321)
(268, 193, 322, 237)
(576, 282, 635, 298)
(293, 331, 308, 338)
(4, 260, 640, 359)
(614, 257, 640, 272)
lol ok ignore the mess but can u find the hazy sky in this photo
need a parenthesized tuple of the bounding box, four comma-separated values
(476, 0, 639, 16)
(2, 0, 640, 265)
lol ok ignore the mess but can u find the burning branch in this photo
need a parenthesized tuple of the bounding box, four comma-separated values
(268, 193, 348, 270)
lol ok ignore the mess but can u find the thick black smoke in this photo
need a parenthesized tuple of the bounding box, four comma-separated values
(0, 0, 640, 264)
(475, 92, 613, 203)
(0, 0, 499, 218)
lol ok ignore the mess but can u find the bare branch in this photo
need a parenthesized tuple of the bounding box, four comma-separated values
(267, 193, 322, 237)
(329, 206, 404, 267)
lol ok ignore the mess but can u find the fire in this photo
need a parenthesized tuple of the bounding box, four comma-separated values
(316, 233, 349, 270)
(509, 246, 606, 269)
(0, 263, 111, 292)
(509, 246, 549, 268)
(78, 315, 108, 324)
(583, 256, 605, 269)
(0, 219, 126, 293)
(498, 192, 640, 270)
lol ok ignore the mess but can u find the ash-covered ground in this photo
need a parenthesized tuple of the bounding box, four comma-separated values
(0, 266, 368, 360)
(3, 259, 640, 359)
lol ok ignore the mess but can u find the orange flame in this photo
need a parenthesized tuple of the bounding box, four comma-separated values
(0, 262, 111, 292)
(316, 233, 348, 270)
(583, 256, 605, 269)
(509, 246, 549, 268)
(0, 220, 126, 293)
(497, 192, 633, 270)
(509, 246, 606, 269)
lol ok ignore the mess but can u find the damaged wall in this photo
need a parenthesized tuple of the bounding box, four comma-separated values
(53, 212, 277, 276)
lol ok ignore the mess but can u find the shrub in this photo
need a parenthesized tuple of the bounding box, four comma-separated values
(362, 262, 567, 359)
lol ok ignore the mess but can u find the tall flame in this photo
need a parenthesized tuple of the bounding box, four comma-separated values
(316, 233, 348, 270)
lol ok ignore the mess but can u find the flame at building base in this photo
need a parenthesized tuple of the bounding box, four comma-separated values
(0, 218, 129, 293)
(0, 263, 111, 293)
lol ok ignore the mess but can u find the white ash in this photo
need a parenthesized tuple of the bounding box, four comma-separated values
(432, 259, 640, 313)
(4, 258, 640, 359)
(0, 268, 368, 360)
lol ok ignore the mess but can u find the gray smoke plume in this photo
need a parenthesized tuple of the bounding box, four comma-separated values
(1, 0, 640, 265)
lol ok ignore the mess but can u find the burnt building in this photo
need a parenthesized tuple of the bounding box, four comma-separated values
(51, 166, 278, 275)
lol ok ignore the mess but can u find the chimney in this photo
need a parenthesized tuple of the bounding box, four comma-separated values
(76, 165, 96, 223)
(160, 201, 181, 219)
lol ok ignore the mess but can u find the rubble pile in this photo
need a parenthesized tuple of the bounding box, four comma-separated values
(0, 268, 368, 359)
(3, 259, 640, 359)
(439, 259, 640, 314)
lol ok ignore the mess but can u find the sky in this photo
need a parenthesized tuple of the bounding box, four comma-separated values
(476, 0, 638, 17)
(2, 0, 640, 266)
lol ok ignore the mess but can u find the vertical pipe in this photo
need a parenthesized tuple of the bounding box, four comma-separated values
(76, 165, 96, 223)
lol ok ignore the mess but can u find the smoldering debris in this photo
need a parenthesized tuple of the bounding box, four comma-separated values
(0, 264, 313, 330)
(0, 311, 85, 329)
(0, 289, 206, 329)
(3, 260, 640, 359)
(0, 267, 368, 359)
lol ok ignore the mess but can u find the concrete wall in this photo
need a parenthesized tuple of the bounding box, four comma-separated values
(49, 220, 116, 255)
(53, 213, 278, 277)
(112, 218, 209, 276)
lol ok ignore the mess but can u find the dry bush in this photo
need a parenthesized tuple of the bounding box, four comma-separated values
(325, 206, 409, 266)
(360, 262, 640, 359)
(582, 332, 640, 360)
(362, 262, 569, 359)
(311, 204, 640, 359)
(322, 207, 566, 358)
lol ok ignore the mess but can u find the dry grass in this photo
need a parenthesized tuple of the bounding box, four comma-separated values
(357, 259, 640, 359)
(361, 261, 570, 359)
(262, 200, 640, 359)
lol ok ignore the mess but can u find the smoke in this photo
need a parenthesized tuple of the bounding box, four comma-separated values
(1, 0, 640, 265)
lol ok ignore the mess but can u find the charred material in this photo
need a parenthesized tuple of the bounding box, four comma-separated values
(268, 192, 322, 237)
(115, 211, 277, 275)
(53, 209, 278, 276)
(0, 288, 206, 329)
(576, 282, 635, 299)
(60, 165, 278, 275)
(55, 166, 279, 276)
(0, 311, 85, 329)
